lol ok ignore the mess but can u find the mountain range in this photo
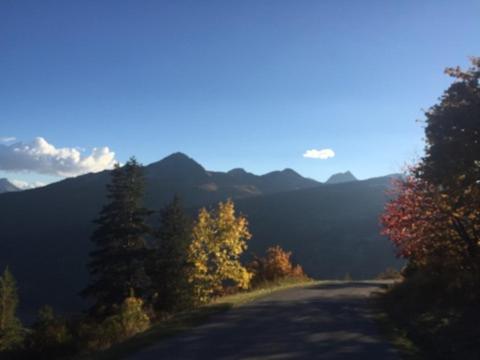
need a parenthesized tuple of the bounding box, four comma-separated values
(0, 153, 402, 319)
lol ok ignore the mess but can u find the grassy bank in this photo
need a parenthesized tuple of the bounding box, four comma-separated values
(84, 278, 318, 360)
(375, 278, 480, 360)
(374, 299, 422, 360)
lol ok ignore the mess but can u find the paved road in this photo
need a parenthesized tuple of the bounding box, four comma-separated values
(128, 281, 399, 360)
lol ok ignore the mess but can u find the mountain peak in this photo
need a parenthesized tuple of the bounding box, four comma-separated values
(281, 168, 302, 177)
(0, 178, 20, 193)
(228, 168, 248, 175)
(326, 171, 358, 184)
(160, 152, 196, 162)
(145, 152, 207, 181)
(260, 168, 320, 192)
(149, 152, 202, 167)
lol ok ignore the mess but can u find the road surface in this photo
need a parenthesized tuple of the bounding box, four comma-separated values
(128, 281, 399, 360)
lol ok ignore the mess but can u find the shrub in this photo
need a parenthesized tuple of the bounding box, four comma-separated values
(249, 246, 306, 286)
(115, 295, 150, 338)
(26, 305, 73, 358)
(81, 295, 150, 351)
(376, 267, 402, 280)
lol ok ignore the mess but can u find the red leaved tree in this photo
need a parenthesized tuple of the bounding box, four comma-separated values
(381, 174, 480, 271)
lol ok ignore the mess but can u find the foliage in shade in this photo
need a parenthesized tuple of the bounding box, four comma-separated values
(82, 158, 153, 313)
(0, 267, 23, 351)
(187, 200, 252, 304)
(150, 195, 194, 312)
(421, 57, 480, 263)
(26, 305, 73, 358)
(420, 57, 480, 188)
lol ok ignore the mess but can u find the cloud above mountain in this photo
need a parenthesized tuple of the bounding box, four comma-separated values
(0, 137, 117, 177)
(303, 148, 335, 160)
(0, 136, 16, 143)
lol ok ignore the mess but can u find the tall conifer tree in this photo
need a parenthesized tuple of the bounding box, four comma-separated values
(151, 195, 194, 311)
(82, 158, 152, 312)
(0, 267, 23, 351)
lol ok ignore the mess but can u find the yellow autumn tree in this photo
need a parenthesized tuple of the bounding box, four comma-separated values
(187, 200, 252, 304)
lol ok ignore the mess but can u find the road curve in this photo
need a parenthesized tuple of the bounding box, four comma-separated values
(128, 281, 399, 360)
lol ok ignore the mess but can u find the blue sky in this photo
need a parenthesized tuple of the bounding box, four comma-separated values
(1, 0, 479, 186)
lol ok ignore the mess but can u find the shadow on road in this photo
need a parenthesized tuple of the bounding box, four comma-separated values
(132, 282, 398, 359)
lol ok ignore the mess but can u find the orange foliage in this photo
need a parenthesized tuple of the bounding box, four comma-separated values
(249, 246, 306, 285)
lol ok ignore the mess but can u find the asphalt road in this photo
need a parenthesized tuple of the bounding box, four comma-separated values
(128, 281, 399, 360)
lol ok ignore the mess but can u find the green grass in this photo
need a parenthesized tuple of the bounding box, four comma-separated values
(82, 278, 318, 360)
(374, 309, 423, 360)
(211, 277, 320, 308)
(371, 281, 424, 360)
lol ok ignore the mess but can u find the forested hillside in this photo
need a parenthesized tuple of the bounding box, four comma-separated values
(237, 175, 403, 280)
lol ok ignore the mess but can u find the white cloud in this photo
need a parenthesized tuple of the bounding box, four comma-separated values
(0, 137, 16, 143)
(11, 179, 46, 189)
(303, 148, 336, 160)
(0, 137, 117, 177)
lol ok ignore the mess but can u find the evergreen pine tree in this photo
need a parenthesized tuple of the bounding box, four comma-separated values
(0, 267, 23, 351)
(82, 158, 152, 313)
(151, 195, 194, 311)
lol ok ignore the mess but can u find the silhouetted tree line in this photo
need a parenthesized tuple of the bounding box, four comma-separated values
(0, 158, 306, 358)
